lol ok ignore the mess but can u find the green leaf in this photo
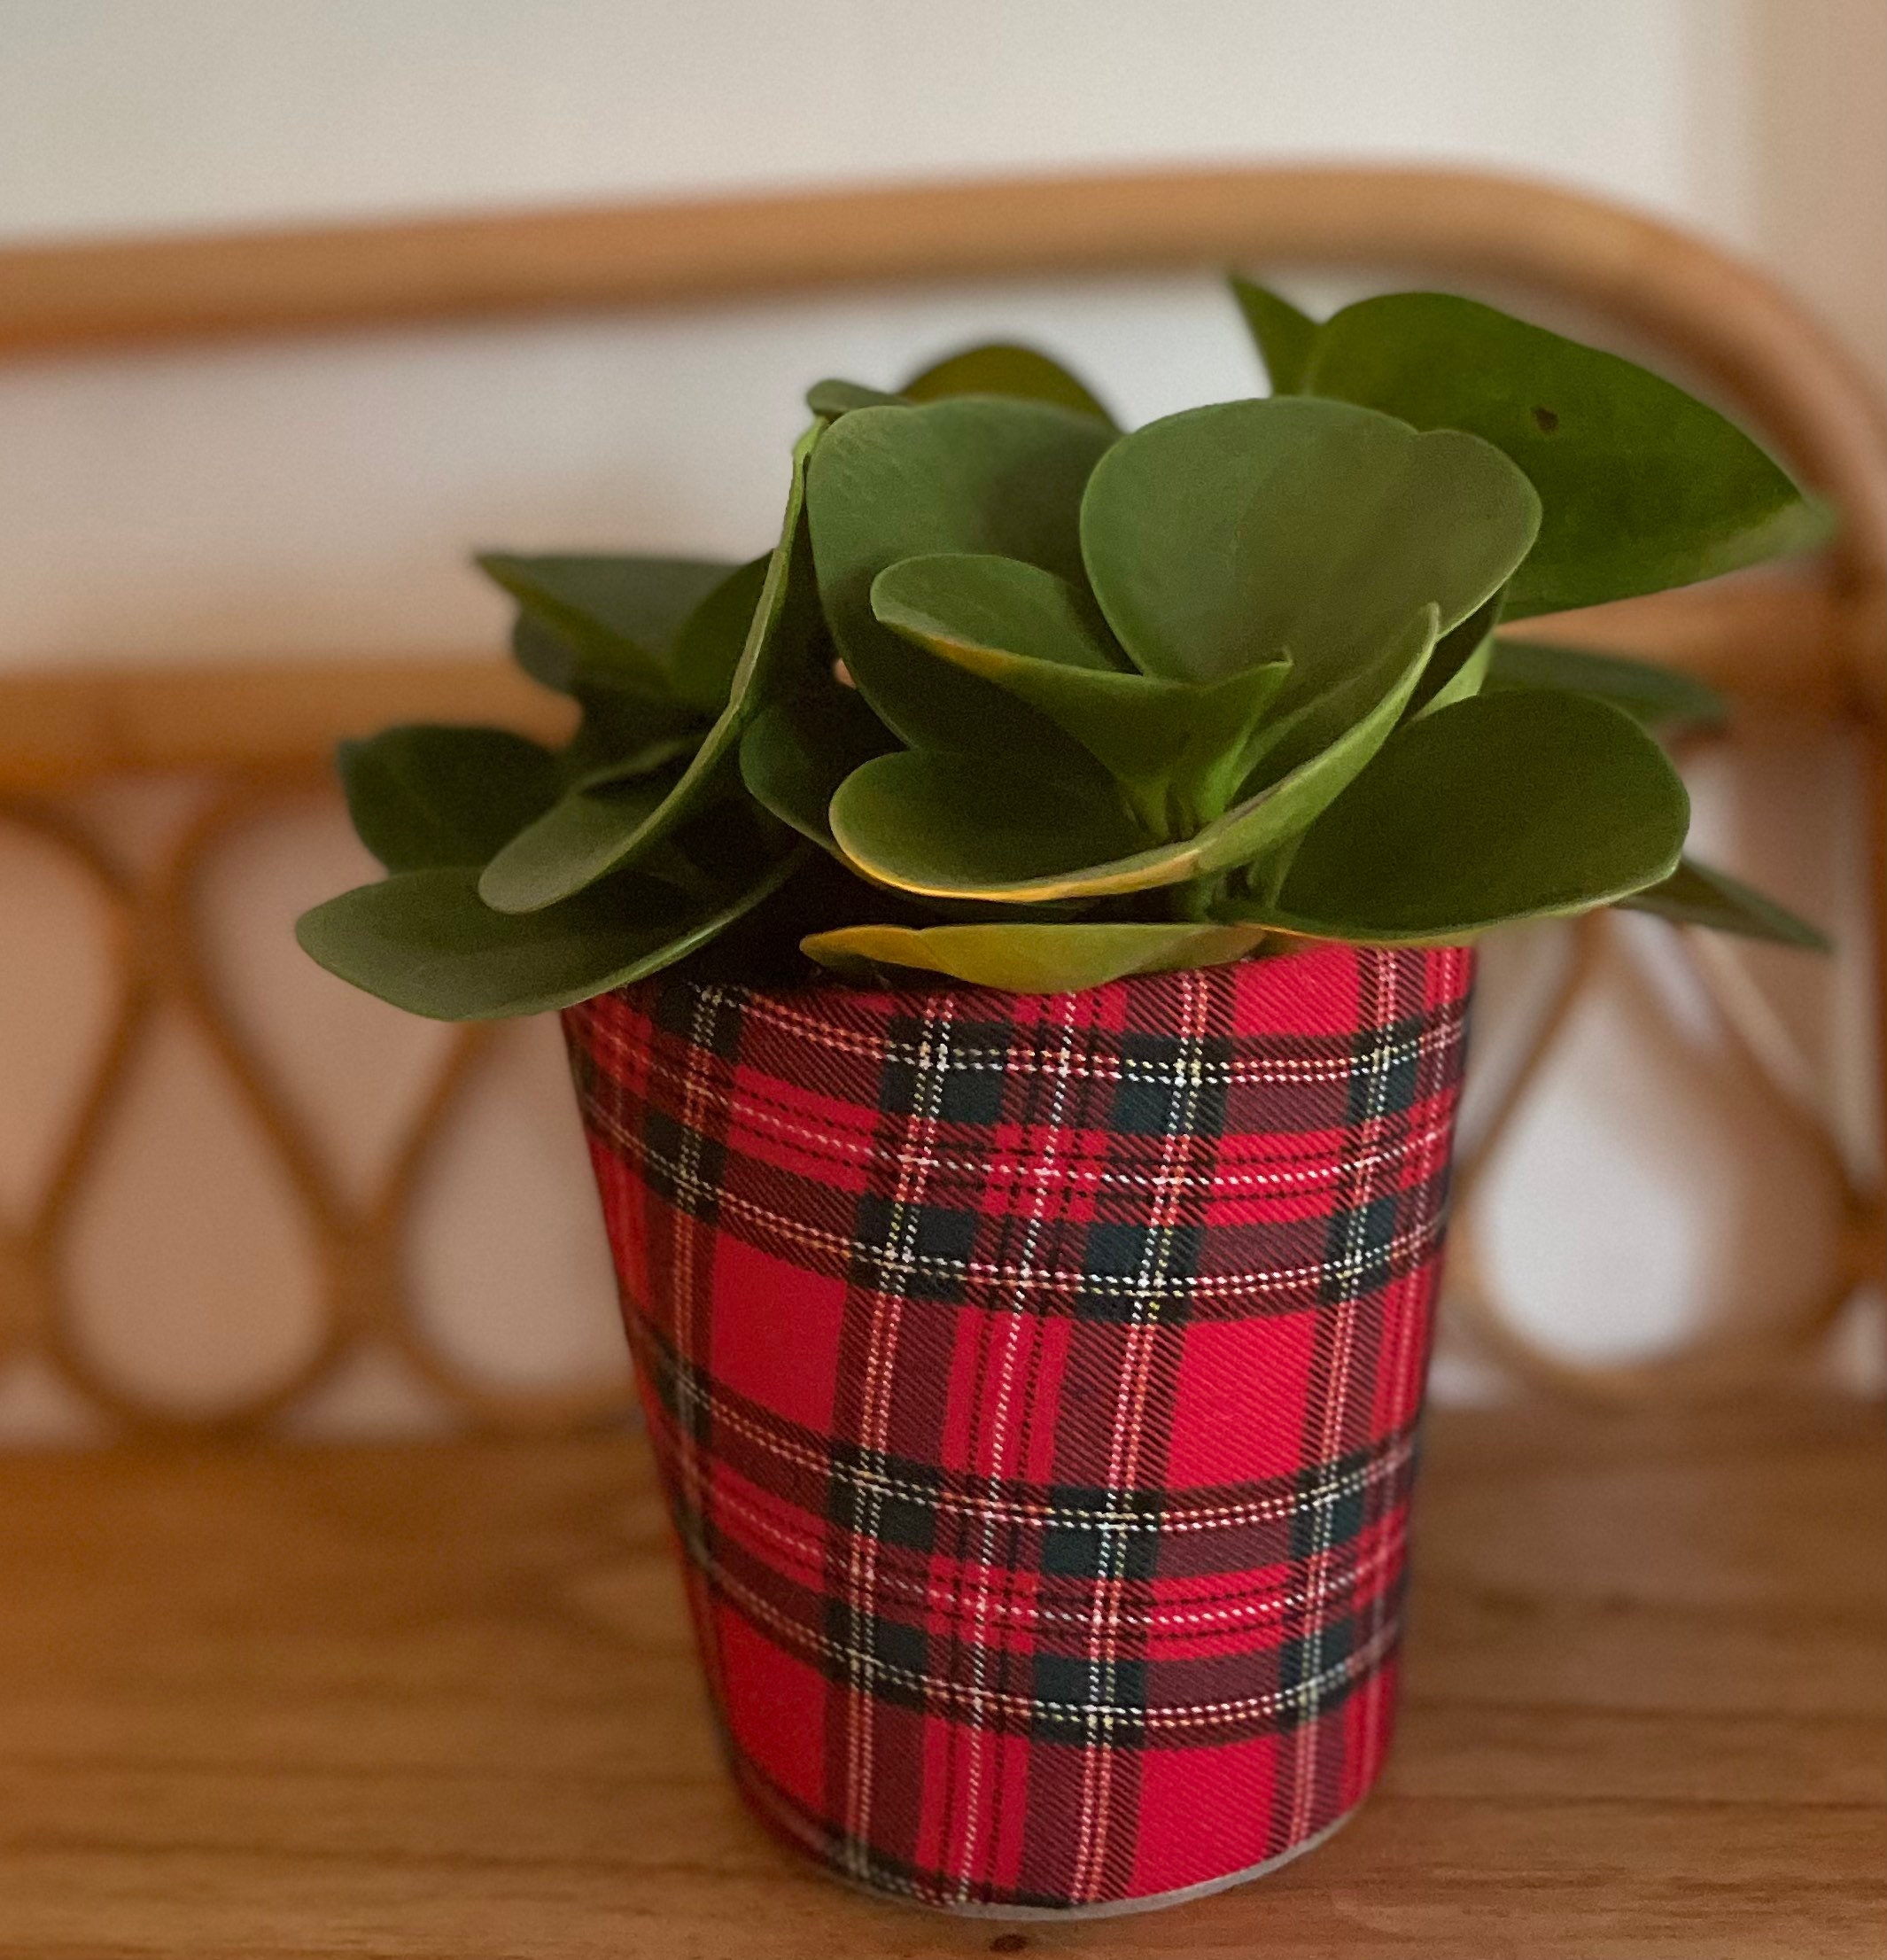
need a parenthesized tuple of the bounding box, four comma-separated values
(1078, 396, 1539, 688)
(802, 921, 1268, 992)
(1280, 291, 1831, 616)
(829, 749, 1156, 902)
(1408, 587, 1503, 719)
(806, 377, 905, 417)
(807, 348, 1115, 426)
(1619, 857, 1829, 948)
(561, 726, 703, 794)
(874, 552, 1129, 673)
(739, 682, 897, 851)
(510, 612, 594, 697)
(824, 608, 1435, 908)
(337, 726, 562, 874)
(902, 343, 1114, 424)
(871, 552, 1289, 832)
(473, 764, 694, 914)
(509, 619, 705, 784)
(1485, 638, 1728, 727)
(806, 396, 1116, 760)
(1219, 689, 1689, 941)
(296, 847, 806, 1021)
(1192, 603, 1440, 874)
(1416, 630, 1495, 721)
(480, 422, 829, 914)
(667, 556, 770, 714)
(478, 554, 732, 696)
(828, 605, 1437, 905)
(514, 586, 715, 796)
(1229, 277, 1317, 393)
(1239, 605, 1440, 793)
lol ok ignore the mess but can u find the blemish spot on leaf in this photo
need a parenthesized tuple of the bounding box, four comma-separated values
(1531, 405, 1561, 433)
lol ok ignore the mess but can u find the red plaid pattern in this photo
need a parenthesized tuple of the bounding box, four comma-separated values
(563, 942, 1473, 1914)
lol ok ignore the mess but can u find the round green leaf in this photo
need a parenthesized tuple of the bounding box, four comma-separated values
(806, 397, 1116, 759)
(562, 727, 703, 794)
(1406, 587, 1503, 719)
(1079, 396, 1539, 688)
(1619, 857, 1829, 949)
(510, 612, 607, 699)
(478, 554, 732, 696)
(481, 422, 827, 914)
(1229, 277, 1317, 393)
(1194, 605, 1440, 874)
(738, 683, 897, 851)
(1413, 630, 1495, 722)
(510, 615, 703, 779)
(1485, 638, 1727, 727)
(805, 378, 905, 417)
(666, 556, 770, 713)
(471, 766, 691, 915)
(802, 921, 1267, 992)
(1225, 689, 1689, 941)
(1293, 292, 1831, 617)
(828, 749, 1161, 903)
(901, 343, 1115, 424)
(296, 847, 805, 1022)
(828, 604, 1437, 905)
(337, 726, 561, 873)
(871, 553, 1289, 831)
(873, 553, 1129, 673)
(1229, 603, 1440, 791)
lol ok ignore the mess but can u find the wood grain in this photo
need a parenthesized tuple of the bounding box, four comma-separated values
(0, 166, 1838, 348)
(0, 1399, 1879, 1957)
(0, 657, 574, 791)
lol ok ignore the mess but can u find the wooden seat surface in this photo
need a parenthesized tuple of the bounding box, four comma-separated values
(2, 1397, 1881, 1958)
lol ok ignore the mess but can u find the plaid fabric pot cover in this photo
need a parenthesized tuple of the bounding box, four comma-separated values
(563, 941, 1473, 1914)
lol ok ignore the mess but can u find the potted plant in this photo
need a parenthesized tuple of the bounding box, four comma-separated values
(299, 282, 1827, 1916)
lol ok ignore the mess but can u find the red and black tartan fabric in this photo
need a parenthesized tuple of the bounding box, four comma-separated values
(563, 941, 1473, 1914)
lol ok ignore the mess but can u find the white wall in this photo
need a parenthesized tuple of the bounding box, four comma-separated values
(0, 2, 1716, 240)
(0, 1, 1877, 1436)
(0, 0, 1757, 673)
(9, 0, 1879, 673)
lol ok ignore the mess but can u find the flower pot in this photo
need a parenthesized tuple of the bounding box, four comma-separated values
(562, 940, 1473, 1915)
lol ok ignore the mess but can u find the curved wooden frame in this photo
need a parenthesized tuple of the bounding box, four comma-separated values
(0, 165, 1881, 1429)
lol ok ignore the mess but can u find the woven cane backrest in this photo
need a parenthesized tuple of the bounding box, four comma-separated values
(0, 167, 1881, 1434)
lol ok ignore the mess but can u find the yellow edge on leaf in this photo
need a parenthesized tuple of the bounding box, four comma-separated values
(800, 922, 1268, 993)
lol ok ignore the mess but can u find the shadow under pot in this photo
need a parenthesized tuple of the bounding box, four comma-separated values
(562, 939, 1473, 1916)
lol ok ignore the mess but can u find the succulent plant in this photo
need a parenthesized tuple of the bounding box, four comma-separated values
(299, 284, 1830, 1015)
